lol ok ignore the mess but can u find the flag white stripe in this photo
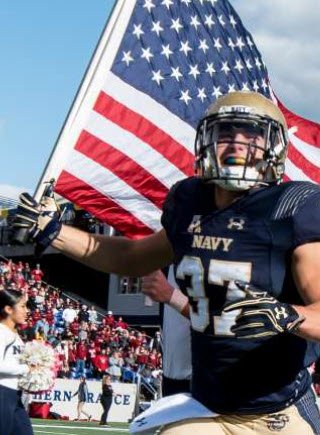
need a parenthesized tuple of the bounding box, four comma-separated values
(289, 132, 320, 168)
(86, 111, 187, 188)
(102, 72, 196, 153)
(65, 150, 162, 231)
(35, 0, 138, 198)
(285, 157, 314, 183)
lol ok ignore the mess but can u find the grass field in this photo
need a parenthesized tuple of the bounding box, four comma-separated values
(31, 419, 130, 435)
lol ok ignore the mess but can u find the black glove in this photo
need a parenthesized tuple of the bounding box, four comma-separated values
(12, 192, 62, 252)
(223, 281, 305, 339)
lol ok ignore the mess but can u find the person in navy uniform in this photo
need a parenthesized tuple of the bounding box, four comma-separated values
(13, 91, 320, 434)
(0, 289, 34, 435)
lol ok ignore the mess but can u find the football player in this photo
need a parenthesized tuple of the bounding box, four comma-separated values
(13, 92, 320, 434)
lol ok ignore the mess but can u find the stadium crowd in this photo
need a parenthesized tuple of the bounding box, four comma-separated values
(2, 257, 320, 400)
(0, 258, 162, 391)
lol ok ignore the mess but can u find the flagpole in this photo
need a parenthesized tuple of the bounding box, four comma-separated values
(34, 0, 134, 200)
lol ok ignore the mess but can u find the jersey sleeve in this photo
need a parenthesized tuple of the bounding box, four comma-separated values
(292, 190, 320, 248)
(0, 336, 29, 376)
(161, 181, 181, 242)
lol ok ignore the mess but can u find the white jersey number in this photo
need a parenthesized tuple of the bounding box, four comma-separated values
(176, 256, 252, 335)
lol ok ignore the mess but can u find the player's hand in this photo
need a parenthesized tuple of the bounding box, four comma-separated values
(141, 270, 174, 303)
(223, 281, 305, 339)
(12, 192, 62, 251)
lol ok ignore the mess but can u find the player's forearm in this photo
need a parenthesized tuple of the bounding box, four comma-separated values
(52, 224, 138, 275)
(52, 224, 170, 276)
(293, 302, 320, 342)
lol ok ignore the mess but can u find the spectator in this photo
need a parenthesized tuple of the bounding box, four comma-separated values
(34, 317, 50, 337)
(108, 351, 123, 382)
(35, 327, 46, 342)
(78, 321, 89, 342)
(93, 349, 109, 379)
(99, 374, 113, 427)
(118, 329, 130, 348)
(140, 363, 153, 384)
(122, 351, 138, 383)
(31, 263, 44, 282)
(150, 330, 162, 352)
(32, 308, 42, 325)
(75, 340, 88, 376)
(104, 311, 115, 328)
(68, 341, 77, 370)
(137, 347, 150, 370)
(58, 360, 70, 379)
(115, 316, 128, 330)
(62, 304, 77, 326)
(88, 305, 98, 324)
(78, 305, 89, 323)
(148, 348, 160, 369)
(72, 376, 91, 421)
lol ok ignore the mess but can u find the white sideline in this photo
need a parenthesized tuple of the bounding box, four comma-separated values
(33, 424, 127, 432)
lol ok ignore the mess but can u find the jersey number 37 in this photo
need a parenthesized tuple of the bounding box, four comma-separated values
(176, 256, 252, 336)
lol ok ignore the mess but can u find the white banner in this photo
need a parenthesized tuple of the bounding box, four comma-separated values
(31, 378, 137, 422)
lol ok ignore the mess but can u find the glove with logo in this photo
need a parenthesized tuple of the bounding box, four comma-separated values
(12, 193, 62, 252)
(223, 281, 305, 339)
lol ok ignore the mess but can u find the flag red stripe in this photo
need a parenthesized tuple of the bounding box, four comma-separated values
(75, 130, 169, 209)
(287, 143, 320, 184)
(93, 91, 194, 176)
(279, 102, 320, 146)
(55, 170, 154, 239)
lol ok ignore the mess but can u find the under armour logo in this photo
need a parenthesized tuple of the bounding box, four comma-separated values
(227, 218, 245, 230)
(135, 417, 147, 427)
(275, 307, 288, 320)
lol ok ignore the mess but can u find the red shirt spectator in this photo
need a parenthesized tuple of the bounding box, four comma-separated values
(32, 308, 42, 325)
(45, 309, 54, 326)
(70, 320, 79, 335)
(115, 316, 128, 330)
(13, 272, 25, 289)
(87, 344, 97, 362)
(148, 349, 160, 368)
(136, 347, 149, 365)
(31, 264, 44, 282)
(93, 350, 109, 373)
(68, 344, 76, 366)
(104, 311, 115, 327)
(130, 332, 143, 349)
(76, 341, 88, 360)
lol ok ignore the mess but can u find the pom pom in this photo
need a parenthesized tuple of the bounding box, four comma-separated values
(18, 341, 59, 393)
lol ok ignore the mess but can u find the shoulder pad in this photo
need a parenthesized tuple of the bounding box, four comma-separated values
(272, 182, 320, 220)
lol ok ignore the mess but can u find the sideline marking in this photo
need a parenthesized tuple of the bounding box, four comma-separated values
(34, 431, 79, 435)
(33, 424, 127, 432)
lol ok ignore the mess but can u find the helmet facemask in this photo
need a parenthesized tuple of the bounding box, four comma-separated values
(195, 111, 288, 191)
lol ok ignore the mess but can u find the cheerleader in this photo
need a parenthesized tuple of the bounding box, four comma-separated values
(0, 289, 34, 435)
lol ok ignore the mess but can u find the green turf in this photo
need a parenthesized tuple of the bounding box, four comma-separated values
(31, 419, 130, 435)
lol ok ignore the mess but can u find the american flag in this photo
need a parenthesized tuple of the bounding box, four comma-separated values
(38, 0, 320, 238)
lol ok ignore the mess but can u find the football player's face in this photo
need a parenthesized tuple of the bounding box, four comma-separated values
(216, 123, 266, 167)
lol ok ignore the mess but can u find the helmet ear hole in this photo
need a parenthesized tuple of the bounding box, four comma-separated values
(255, 160, 267, 173)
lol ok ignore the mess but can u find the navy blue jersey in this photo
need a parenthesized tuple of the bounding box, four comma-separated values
(161, 177, 320, 414)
